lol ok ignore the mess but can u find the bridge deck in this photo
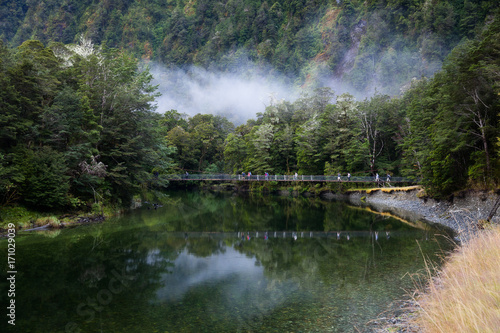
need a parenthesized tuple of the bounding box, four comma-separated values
(164, 174, 418, 183)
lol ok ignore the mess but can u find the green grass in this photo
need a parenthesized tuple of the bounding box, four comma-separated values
(34, 216, 61, 228)
(0, 206, 38, 229)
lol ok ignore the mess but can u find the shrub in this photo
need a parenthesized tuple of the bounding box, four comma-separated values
(0, 206, 34, 228)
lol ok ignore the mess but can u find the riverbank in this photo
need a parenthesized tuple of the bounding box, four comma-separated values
(0, 203, 118, 235)
(269, 184, 499, 332)
(331, 187, 500, 333)
(414, 225, 500, 332)
(323, 187, 500, 241)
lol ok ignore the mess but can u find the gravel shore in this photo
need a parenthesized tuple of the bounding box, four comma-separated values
(325, 188, 500, 242)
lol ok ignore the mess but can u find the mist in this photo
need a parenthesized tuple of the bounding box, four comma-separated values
(147, 44, 441, 124)
(149, 62, 300, 124)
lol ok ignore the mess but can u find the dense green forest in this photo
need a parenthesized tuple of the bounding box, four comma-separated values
(0, 1, 499, 220)
(2, 0, 499, 94)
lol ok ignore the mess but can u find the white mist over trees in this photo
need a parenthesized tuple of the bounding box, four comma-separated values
(150, 62, 298, 124)
(148, 59, 391, 123)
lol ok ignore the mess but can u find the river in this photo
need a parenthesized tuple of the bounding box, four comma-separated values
(0, 191, 455, 332)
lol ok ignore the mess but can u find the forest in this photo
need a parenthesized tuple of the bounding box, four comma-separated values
(2, 0, 499, 95)
(0, 1, 499, 219)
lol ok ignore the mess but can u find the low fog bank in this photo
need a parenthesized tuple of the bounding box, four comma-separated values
(150, 62, 300, 125)
(148, 49, 440, 124)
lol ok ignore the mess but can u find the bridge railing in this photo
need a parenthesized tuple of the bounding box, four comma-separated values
(165, 174, 418, 183)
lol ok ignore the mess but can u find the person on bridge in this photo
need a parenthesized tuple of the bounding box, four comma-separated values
(185, 171, 189, 179)
(347, 172, 351, 181)
(248, 171, 252, 180)
(337, 173, 341, 181)
(386, 173, 391, 182)
(265, 172, 269, 180)
(294, 172, 298, 180)
(375, 173, 380, 182)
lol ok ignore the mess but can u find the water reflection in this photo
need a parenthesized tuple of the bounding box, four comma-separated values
(155, 246, 264, 303)
(0, 192, 454, 333)
(133, 191, 429, 233)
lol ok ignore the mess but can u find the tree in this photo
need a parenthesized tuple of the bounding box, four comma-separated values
(66, 41, 167, 204)
(273, 124, 295, 173)
(295, 115, 322, 174)
(16, 147, 70, 209)
(224, 132, 247, 173)
(397, 79, 436, 178)
(246, 123, 275, 173)
(0, 42, 25, 150)
(357, 93, 401, 175)
(160, 109, 189, 132)
(320, 93, 359, 173)
(167, 126, 198, 171)
(192, 117, 218, 171)
(0, 153, 20, 207)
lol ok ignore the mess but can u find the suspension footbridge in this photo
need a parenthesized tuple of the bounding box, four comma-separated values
(163, 173, 419, 184)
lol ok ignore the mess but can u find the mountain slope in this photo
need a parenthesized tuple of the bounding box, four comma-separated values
(1, 0, 498, 95)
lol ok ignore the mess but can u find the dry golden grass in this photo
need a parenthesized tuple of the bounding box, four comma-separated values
(416, 225, 500, 333)
(34, 216, 61, 228)
(347, 185, 422, 194)
(370, 185, 422, 194)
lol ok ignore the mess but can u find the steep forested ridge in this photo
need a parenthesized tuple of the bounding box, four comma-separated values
(0, 1, 499, 220)
(2, 0, 498, 95)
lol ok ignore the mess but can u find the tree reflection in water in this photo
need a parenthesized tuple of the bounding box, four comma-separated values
(3, 192, 454, 332)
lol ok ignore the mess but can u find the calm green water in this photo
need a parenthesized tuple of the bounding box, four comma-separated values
(1, 192, 454, 333)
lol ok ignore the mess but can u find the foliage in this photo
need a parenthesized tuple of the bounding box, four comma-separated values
(1, 0, 499, 95)
(0, 39, 174, 210)
(0, 4, 499, 212)
(16, 147, 70, 209)
(219, 11, 500, 197)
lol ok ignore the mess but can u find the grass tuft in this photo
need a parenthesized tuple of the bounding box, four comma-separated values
(34, 216, 61, 228)
(416, 225, 500, 332)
